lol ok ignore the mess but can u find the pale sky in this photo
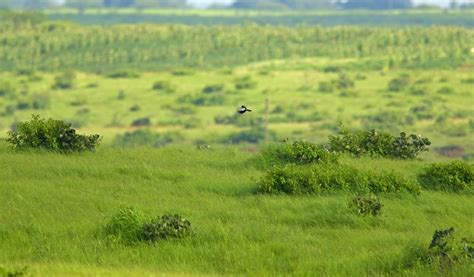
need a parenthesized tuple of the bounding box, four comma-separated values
(187, 0, 473, 8)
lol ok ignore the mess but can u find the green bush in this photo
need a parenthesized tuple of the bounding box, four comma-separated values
(329, 127, 430, 159)
(404, 228, 473, 270)
(318, 81, 334, 93)
(349, 195, 383, 216)
(262, 141, 338, 165)
(202, 84, 224, 94)
(152, 81, 175, 93)
(131, 117, 151, 127)
(6, 114, 101, 152)
(418, 161, 473, 192)
(258, 164, 420, 195)
(388, 75, 410, 92)
(106, 70, 140, 79)
(103, 207, 148, 244)
(140, 214, 192, 243)
(52, 71, 76, 90)
(225, 127, 274, 144)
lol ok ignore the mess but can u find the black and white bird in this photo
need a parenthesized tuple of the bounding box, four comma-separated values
(238, 105, 252, 114)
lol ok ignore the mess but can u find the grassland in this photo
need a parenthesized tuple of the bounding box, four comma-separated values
(1, 57, 473, 160)
(0, 144, 473, 276)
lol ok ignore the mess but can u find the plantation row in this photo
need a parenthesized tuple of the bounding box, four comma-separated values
(0, 23, 472, 71)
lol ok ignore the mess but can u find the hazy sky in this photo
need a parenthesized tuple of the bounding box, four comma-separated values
(187, 0, 473, 8)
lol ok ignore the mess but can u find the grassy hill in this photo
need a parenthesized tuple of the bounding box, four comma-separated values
(0, 144, 473, 275)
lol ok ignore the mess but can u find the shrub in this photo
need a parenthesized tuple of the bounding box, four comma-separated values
(106, 70, 140, 79)
(437, 86, 454, 94)
(16, 101, 30, 110)
(152, 81, 175, 93)
(318, 81, 334, 93)
(404, 228, 473, 270)
(202, 84, 224, 94)
(6, 114, 101, 152)
(31, 93, 50, 110)
(258, 164, 420, 195)
(334, 73, 355, 90)
(329, 127, 430, 159)
(52, 71, 75, 89)
(103, 207, 148, 244)
(388, 75, 410, 92)
(113, 129, 177, 148)
(225, 127, 274, 144)
(262, 141, 338, 165)
(131, 117, 151, 127)
(129, 104, 140, 112)
(140, 214, 192, 242)
(349, 195, 383, 216)
(418, 161, 473, 192)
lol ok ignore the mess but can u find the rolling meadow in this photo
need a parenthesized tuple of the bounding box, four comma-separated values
(0, 8, 473, 276)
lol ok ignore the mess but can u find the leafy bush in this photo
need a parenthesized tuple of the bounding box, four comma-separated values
(103, 207, 148, 244)
(202, 84, 224, 94)
(318, 81, 334, 93)
(388, 75, 410, 92)
(258, 164, 420, 195)
(404, 228, 473, 270)
(131, 117, 151, 127)
(418, 161, 473, 192)
(262, 141, 338, 165)
(334, 73, 355, 90)
(129, 104, 140, 112)
(52, 71, 76, 89)
(225, 127, 274, 144)
(106, 70, 140, 79)
(141, 214, 192, 243)
(113, 129, 177, 148)
(329, 127, 430, 159)
(152, 81, 175, 93)
(437, 86, 454, 94)
(349, 194, 383, 216)
(6, 114, 101, 152)
(31, 93, 50, 110)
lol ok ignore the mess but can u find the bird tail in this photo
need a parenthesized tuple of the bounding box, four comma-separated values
(247, 109, 252, 112)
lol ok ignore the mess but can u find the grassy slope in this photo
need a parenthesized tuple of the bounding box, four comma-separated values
(0, 58, 472, 159)
(0, 144, 473, 275)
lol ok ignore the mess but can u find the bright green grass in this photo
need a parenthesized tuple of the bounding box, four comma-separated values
(0, 144, 473, 275)
(0, 58, 472, 160)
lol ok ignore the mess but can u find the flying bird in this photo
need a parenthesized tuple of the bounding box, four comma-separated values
(238, 105, 252, 114)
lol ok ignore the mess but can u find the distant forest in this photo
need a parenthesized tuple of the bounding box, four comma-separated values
(0, 0, 473, 10)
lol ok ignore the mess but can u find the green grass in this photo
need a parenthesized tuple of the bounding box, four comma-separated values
(1, 58, 472, 160)
(0, 144, 473, 275)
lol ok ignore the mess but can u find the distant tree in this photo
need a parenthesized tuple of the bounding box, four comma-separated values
(342, 0, 412, 10)
(232, 0, 332, 10)
(134, 0, 187, 8)
(103, 0, 135, 7)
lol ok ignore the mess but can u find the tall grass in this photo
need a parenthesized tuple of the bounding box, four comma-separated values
(0, 144, 472, 275)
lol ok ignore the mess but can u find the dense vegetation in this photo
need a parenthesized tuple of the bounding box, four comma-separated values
(0, 22, 472, 71)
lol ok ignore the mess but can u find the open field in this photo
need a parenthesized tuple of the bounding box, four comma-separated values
(1, 8, 473, 276)
(0, 145, 473, 275)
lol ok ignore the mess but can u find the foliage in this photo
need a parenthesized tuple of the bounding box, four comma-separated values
(53, 71, 76, 90)
(418, 161, 473, 192)
(341, 0, 412, 9)
(113, 129, 177, 148)
(0, 24, 471, 71)
(6, 114, 101, 152)
(152, 81, 175, 93)
(405, 228, 473, 270)
(105, 70, 140, 79)
(235, 76, 257, 90)
(388, 75, 410, 92)
(140, 214, 192, 243)
(202, 84, 224, 94)
(225, 127, 273, 144)
(103, 207, 148, 244)
(349, 194, 383, 216)
(329, 127, 430, 159)
(131, 117, 151, 127)
(261, 140, 338, 165)
(0, 81, 15, 97)
(258, 164, 420, 195)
